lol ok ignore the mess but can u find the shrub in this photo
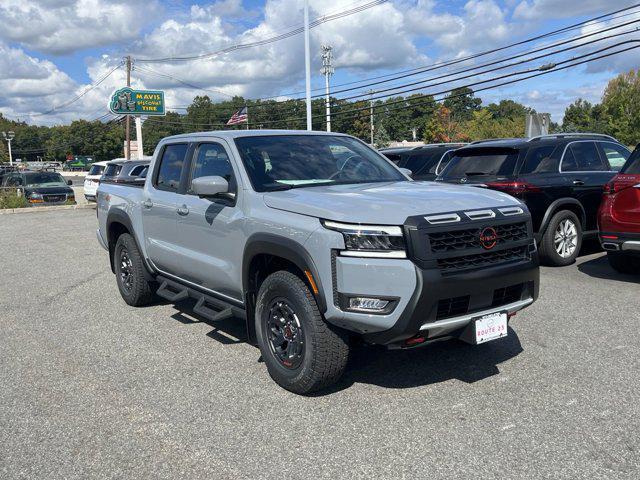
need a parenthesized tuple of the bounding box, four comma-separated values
(0, 190, 28, 209)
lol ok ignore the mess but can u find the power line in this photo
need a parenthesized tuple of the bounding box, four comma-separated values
(143, 40, 640, 129)
(259, 2, 640, 99)
(30, 63, 123, 117)
(135, 0, 389, 64)
(134, 65, 236, 99)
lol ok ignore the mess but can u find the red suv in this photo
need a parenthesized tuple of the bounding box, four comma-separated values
(599, 145, 640, 274)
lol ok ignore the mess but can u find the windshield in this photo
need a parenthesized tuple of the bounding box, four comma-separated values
(234, 135, 405, 192)
(440, 148, 520, 179)
(23, 172, 67, 187)
(88, 165, 105, 176)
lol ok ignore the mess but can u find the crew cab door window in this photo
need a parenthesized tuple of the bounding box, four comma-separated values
(599, 142, 630, 171)
(562, 142, 605, 172)
(187, 142, 236, 196)
(155, 143, 188, 191)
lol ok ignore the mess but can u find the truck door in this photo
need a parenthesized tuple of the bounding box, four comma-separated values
(141, 142, 189, 274)
(172, 141, 245, 303)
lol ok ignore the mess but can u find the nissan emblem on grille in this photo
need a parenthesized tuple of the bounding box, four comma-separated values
(479, 227, 498, 250)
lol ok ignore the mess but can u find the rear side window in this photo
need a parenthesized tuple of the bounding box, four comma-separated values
(622, 148, 640, 174)
(382, 153, 402, 164)
(520, 145, 558, 174)
(155, 144, 188, 191)
(562, 142, 605, 172)
(599, 142, 630, 171)
(404, 151, 442, 175)
(442, 148, 520, 179)
(129, 165, 146, 177)
(103, 164, 122, 177)
(436, 150, 455, 175)
(88, 165, 105, 176)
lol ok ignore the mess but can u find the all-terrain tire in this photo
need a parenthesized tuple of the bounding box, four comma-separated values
(607, 252, 640, 275)
(114, 233, 155, 306)
(539, 210, 582, 267)
(255, 271, 349, 394)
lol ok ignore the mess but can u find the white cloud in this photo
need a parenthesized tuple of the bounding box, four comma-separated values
(0, 0, 160, 55)
(514, 0, 617, 20)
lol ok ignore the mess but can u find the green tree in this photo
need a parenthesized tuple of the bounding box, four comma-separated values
(601, 69, 640, 145)
(424, 105, 467, 142)
(443, 87, 482, 121)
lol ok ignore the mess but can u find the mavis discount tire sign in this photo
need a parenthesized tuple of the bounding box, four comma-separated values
(109, 87, 165, 116)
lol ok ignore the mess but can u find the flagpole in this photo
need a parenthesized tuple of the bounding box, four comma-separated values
(246, 104, 249, 130)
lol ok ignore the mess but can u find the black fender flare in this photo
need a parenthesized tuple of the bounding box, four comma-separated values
(105, 208, 155, 280)
(537, 198, 586, 240)
(242, 233, 327, 314)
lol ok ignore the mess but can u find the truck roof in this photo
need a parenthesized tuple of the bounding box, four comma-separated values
(162, 129, 351, 141)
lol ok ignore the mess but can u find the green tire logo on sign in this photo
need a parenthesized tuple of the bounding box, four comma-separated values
(109, 87, 166, 116)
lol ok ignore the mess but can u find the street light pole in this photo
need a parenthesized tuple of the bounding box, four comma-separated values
(1, 131, 15, 166)
(125, 55, 132, 160)
(369, 91, 375, 146)
(320, 45, 334, 132)
(304, 0, 312, 131)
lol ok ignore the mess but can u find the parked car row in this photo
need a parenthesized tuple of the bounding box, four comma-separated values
(83, 158, 150, 202)
(381, 133, 638, 272)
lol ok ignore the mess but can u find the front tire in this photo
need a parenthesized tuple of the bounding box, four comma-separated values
(539, 210, 582, 266)
(607, 252, 640, 275)
(255, 271, 349, 394)
(114, 233, 155, 306)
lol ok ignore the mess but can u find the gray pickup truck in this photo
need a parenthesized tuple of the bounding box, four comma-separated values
(97, 130, 539, 394)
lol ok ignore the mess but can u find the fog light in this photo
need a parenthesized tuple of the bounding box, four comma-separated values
(349, 297, 389, 312)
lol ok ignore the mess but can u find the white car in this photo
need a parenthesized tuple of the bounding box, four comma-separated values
(83, 161, 109, 202)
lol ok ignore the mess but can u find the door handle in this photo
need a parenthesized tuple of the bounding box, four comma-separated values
(572, 180, 585, 186)
(142, 200, 153, 208)
(177, 205, 189, 216)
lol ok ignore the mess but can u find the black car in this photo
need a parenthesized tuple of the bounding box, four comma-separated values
(380, 143, 467, 180)
(436, 133, 631, 266)
(1, 171, 76, 205)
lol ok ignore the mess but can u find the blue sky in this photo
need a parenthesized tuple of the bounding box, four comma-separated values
(0, 0, 637, 128)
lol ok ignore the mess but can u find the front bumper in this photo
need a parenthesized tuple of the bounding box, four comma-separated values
(361, 256, 539, 346)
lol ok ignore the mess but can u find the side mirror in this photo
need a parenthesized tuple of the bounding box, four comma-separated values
(399, 167, 413, 178)
(191, 176, 229, 198)
(67, 180, 73, 185)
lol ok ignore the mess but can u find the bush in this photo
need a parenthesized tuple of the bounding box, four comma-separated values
(0, 190, 28, 209)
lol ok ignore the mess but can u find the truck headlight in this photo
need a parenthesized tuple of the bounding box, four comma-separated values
(322, 220, 406, 258)
(29, 192, 43, 200)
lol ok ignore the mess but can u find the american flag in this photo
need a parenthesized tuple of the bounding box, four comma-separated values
(227, 106, 248, 125)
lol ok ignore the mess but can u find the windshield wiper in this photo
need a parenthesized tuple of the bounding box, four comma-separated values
(264, 183, 293, 191)
(464, 172, 490, 177)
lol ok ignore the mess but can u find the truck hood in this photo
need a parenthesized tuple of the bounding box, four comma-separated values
(263, 181, 521, 224)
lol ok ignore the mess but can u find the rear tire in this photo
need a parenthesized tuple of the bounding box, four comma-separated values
(114, 233, 155, 306)
(539, 210, 582, 267)
(255, 271, 349, 394)
(607, 252, 640, 275)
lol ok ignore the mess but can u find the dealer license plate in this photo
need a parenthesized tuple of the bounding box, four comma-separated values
(474, 312, 508, 344)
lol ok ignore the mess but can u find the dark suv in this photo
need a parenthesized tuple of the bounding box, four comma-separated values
(436, 134, 631, 266)
(380, 143, 467, 181)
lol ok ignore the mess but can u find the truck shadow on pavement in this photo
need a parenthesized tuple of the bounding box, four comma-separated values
(165, 298, 523, 395)
(322, 328, 523, 394)
(577, 254, 640, 284)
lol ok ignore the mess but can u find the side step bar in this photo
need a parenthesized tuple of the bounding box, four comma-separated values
(155, 275, 246, 323)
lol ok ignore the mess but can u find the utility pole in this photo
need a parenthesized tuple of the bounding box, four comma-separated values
(1, 131, 15, 166)
(125, 55, 132, 160)
(304, 0, 312, 131)
(320, 45, 334, 132)
(369, 90, 375, 146)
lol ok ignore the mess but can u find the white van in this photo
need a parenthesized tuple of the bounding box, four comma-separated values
(83, 161, 110, 201)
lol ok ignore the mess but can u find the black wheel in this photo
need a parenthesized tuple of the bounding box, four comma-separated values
(114, 233, 155, 306)
(539, 210, 582, 266)
(255, 271, 349, 394)
(607, 252, 640, 275)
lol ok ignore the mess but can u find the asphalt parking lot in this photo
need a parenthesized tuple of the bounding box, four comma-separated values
(1, 209, 639, 479)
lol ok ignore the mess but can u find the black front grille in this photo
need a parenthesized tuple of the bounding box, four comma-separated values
(492, 283, 524, 307)
(429, 222, 528, 253)
(437, 246, 529, 272)
(436, 295, 470, 320)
